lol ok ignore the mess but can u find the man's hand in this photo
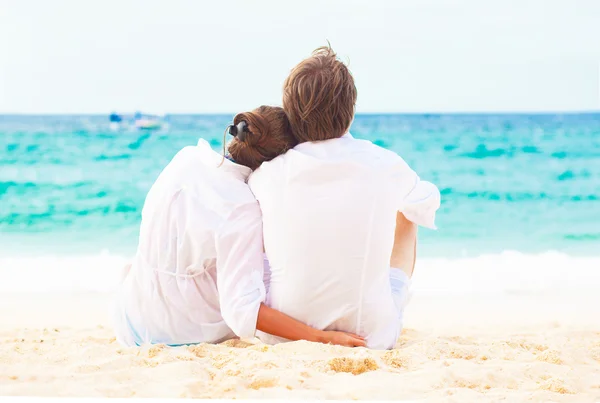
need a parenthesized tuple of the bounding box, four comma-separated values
(320, 331, 366, 347)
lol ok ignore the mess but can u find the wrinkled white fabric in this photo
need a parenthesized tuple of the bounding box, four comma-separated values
(249, 133, 440, 349)
(114, 139, 266, 346)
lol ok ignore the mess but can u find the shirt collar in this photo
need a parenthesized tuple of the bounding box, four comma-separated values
(196, 139, 252, 182)
(341, 132, 354, 139)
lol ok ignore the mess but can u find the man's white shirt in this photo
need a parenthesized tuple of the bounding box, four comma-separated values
(249, 133, 440, 349)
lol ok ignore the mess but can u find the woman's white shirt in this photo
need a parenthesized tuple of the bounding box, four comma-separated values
(114, 139, 266, 346)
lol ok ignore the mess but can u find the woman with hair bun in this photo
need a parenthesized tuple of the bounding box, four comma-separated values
(114, 105, 365, 348)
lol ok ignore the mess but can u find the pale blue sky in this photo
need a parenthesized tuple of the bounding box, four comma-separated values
(1, 0, 599, 113)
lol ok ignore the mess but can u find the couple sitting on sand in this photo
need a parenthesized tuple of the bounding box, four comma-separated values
(114, 46, 440, 350)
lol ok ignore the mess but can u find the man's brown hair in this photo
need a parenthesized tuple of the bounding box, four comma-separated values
(283, 45, 357, 143)
(227, 106, 297, 170)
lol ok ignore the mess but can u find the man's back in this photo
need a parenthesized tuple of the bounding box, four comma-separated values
(249, 134, 439, 349)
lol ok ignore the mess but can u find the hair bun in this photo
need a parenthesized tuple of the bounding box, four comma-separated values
(228, 106, 296, 170)
(233, 111, 270, 144)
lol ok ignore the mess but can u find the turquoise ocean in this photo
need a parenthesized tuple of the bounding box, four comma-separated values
(1, 113, 599, 259)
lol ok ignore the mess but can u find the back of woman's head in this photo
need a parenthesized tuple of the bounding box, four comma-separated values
(227, 106, 297, 170)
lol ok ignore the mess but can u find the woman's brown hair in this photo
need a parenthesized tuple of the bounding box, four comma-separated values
(226, 106, 297, 170)
(283, 45, 357, 143)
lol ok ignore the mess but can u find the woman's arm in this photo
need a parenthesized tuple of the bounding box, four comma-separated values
(256, 303, 365, 347)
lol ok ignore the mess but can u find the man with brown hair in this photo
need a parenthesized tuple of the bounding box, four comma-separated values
(248, 46, 440, 349)
(282, 46, 357, 142)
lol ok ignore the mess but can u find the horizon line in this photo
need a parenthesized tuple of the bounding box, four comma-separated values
(1, 110, 599, 117)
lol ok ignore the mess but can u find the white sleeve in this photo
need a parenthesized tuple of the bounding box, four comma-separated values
(391, 159, 441, 230)
(215, 202, 266, 339)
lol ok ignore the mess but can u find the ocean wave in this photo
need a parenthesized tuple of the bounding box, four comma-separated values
(94, 154, 132, 161)
(127, 132, 152, 150)
(0, 251, 598, 296)
(438, 187, 597, 202)
(460, 145, 509, 158)
(411, 251, 600, 297)
(564, 233, 600, 241)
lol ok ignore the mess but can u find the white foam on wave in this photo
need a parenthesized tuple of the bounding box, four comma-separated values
(1, 250, 599, 296)
(0, 250, 129, 294)
(411, 250, 600, 297)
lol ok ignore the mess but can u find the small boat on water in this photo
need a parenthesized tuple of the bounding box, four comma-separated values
(109, 112, 125, 131)
(109, 111, 168, 131)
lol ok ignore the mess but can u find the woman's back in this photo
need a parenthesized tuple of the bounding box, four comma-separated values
(114, 139, 258, 346)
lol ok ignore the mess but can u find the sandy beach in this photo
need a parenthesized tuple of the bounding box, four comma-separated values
(1, 287, 599, 401)
(3, 1, 600, 401)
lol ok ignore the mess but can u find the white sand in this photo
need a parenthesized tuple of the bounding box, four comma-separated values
(1, 291, 599, 401)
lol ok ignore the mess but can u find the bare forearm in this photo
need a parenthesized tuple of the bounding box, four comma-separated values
(390, 212, 418, 277)
(255, 303, 325, 343)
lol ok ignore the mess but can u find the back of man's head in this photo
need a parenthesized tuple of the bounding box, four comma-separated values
(283, 45, 357, 143)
